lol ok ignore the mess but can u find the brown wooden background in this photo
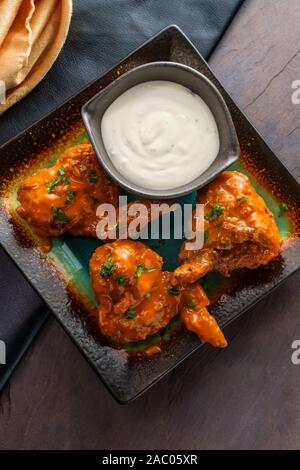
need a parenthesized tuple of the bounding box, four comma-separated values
(1, 0, 300, 450)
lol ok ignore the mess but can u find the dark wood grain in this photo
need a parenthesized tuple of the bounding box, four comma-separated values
(1, 0, 300, 450)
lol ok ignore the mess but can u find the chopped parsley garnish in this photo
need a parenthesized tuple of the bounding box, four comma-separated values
(204, 230, 209, 243)
(185, 300, 196, 309)
(279, 203, 288, 216)
(125, 309, 136, 320)
(237, 195, 250, 202)
(134, 263, 156, 278)
(117, 275, 128, 285)
(220, 241, 231, 249)
(57, 166, 65, 177)
(99, 256, 115, 277)
(66, 191, 76, 204)
(89, 171, 98, 183)
(46, 180, 56, 192)
(52, 206, 71, 224)
(144, 292, 151, 299)
(165, 286, 180, 296)
(46, 166, 71, 193)
(204, 205, 224, 221)
(92, 196, 100, 204)
(162, 330, 171, 342)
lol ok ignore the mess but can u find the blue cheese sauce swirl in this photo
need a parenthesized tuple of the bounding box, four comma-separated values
(101, 81, 220, 191)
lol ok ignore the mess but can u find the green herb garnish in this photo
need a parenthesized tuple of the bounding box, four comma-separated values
(92, 195, 100, 204)
(204, 205, 224, 221)
(185, 300, 196, 309)
(46, 166, 71, 193)
(220, 241, 231, 249)
(89, 171, 98, 183)
(204, 230, 209, 243)
(237, 195, 250, 202)
(125, 309, 136, 320)
(135, 263, 156, 278)
(66, 191, 76, 204)
(165, 286, 180, 296)
(144, 292, 151, 299)
(162, 330, 171, 342)
(52, 206, 71, 224)
(46, 180, 56, 193)
(117, 275, 128, 285)
(57, 166, 65, 177)
(279, 203, 288, 216)
(99, 256, 115, 277)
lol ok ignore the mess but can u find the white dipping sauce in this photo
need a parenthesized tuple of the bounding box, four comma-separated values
(101, 81, 220, 190)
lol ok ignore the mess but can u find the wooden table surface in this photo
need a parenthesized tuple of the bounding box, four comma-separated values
(1, 0, 300, 450)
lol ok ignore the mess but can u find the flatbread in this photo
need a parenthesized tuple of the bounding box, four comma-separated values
(0, 0, 35, 89)
(30, 0, 58, 44)
(10, 2, 60, 87)
(0, 0, 24, 47)
(0, 0, 72, 114)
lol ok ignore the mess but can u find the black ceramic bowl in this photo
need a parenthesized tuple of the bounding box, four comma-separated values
(82, 61, 240, 198)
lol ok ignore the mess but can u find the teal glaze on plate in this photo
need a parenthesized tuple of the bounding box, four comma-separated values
(51, 236, 99, 306)
(45, 130, 89, 168)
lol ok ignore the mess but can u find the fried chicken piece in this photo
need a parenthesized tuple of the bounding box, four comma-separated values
(180, 283, 227, 348)
(17, 144, 119, 238)
(90, 240, 170, 343)
(17, 143, 172, 240)
(90, 240, 227, 347)
(174, 171, 282, 285)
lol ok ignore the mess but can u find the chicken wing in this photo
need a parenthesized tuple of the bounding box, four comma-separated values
(17, 144, 119, 238)
(180, 283, 227, 348)
(174, 171, 282, 285)
(90, 240, 227, 347)
(17, 143, 171, 240)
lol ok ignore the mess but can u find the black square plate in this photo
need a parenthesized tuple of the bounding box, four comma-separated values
(0, 26, 299, 403)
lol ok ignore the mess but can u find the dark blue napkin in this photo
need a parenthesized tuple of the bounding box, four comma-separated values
(0, 0, 244, 391)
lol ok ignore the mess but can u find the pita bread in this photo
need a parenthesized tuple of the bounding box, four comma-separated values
(10, 3, 60, 87)
(0, 0, 35, 89)
(0, 0, 72, 114)
(0, 0, 24, 47)
(30, 0, 58, 44)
